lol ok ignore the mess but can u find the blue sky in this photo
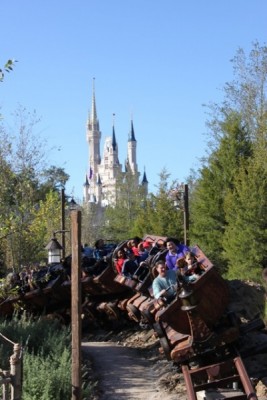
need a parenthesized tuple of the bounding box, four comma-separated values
(1, 1, 267, 201)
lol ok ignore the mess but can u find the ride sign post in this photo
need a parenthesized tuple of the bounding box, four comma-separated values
(71, 210, 82, 400)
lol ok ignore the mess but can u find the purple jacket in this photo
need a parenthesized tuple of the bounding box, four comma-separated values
(165, 244, 190, 271)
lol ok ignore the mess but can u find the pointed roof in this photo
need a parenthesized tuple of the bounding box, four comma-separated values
(84, 174, 89, 187)
(97, 174, 102, 185)
(125, 158, 129, 173)
(89, 78, 99, 126)
(142, 169, 148, 184)
(112, 114, 117, 150)
(128, 119, 136, 142)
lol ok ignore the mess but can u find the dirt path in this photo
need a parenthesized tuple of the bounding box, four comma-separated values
(82, 341, 187, 400)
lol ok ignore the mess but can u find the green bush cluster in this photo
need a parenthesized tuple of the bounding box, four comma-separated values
(0, 313, 94, 399)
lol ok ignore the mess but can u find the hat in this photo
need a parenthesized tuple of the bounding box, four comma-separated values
(143, 241, 151, 249)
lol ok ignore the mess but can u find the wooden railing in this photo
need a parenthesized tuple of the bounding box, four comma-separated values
(0, 334, 22, 400)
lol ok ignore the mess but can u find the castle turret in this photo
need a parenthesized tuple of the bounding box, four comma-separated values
(86, 78, 101, 186)
(141, 168, 149, 196)
(127, 119, 137, 174)
(83, 174, 90, 203)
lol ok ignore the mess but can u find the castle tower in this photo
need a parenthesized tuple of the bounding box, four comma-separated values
(127, 119, 137, 174)
(83, 81, 147, 207)
(141, 169, 149, 196)
(86, 78, 101, 190)
(83, 174, 90, 203)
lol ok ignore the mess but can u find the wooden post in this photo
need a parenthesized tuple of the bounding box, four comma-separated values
(61, 188, 66, 260)
(183, 184, 189, 246)
(71, 210, 82, 400)
(10, 343, 22, 400)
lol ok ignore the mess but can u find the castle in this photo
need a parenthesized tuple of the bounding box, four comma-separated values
(83, 81, 148, 207)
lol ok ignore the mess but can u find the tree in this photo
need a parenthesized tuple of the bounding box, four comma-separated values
(0, 106, 69, 269)
(190, 112, 253, 272)
(205, 41, 267, 151)
(189, 42, 267, 276)
(28, 190, 62, 264)
(132, 169, 184, 240)
(40, 166, 69, 192)
(223, 159, 267, 281)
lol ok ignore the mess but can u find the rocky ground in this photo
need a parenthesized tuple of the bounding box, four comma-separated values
(82, 279, 267, 399)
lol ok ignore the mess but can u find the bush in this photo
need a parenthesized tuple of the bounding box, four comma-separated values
(0, 313, 72, 399)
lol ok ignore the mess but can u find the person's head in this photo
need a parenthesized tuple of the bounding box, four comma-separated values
(138, 242, 144, 252)
(143, 241, 152, 251)
(117, 249, 126, 259)
(176, 257, 187, 269)
(132, 236, 142, 246)
(95, 239, 104, 249)
(155, 260, 167, 277)
(185, 251, 195, 266)
(127, 240, 133, 249)
(166, 240, 177, 253)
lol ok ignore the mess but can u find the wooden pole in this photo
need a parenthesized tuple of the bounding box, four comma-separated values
(71, 210, 82, 400)
(183, 184, 189, 246)
(61, 188, 66, 260)
(10, 343, 22, 400)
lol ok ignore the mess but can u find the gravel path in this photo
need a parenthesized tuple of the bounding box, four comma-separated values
(82, 341, 187, 400)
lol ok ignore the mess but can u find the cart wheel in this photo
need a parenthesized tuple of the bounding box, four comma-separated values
(105, 302, 120, 320)
(140, 309, 155, 325)
(126, 304, 141, 323)
(159, 336, 172, 361)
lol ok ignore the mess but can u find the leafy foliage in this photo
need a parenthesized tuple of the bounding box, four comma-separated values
(0, 59, 17, 82)
(0, 106, 70, 270)
(0, 314, 94, 399)
(190, 42, 267, 280)
(101, 168, 184, 241)
(223, 160, 267, 281)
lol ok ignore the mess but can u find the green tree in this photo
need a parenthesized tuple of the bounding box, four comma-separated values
(190, 113, 252, 272)
(190, 42, 267, 274)
(132, 169, 184, 240)
(27, 190, 62, 264)
(223, 159, 267, 281)
(39, 166, 69, 196)
(0, 106, 69, 269)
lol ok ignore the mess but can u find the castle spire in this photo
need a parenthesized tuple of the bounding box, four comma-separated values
(86, 78, 101, 178)
(141, 167, 148, 196)
(112, 113, 117, 150)
(127, 117, 137, 174)
(128, 119, 136, 142)
(142, 168, 148, 184)
(90, 77, 97, 124)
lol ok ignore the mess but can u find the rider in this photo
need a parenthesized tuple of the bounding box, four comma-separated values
(152, 260, 177, 303)
(165, 237, 190, 271)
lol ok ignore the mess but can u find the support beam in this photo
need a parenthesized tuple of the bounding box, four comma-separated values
(71, 210, 82, 400)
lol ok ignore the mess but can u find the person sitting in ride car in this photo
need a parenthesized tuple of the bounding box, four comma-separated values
(114, 248, 127, 274)
(176, 252, 202, 283)
(152, 260, 177, 303)
(121, 250, 139, 278)
(165, 237, 190, 271)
